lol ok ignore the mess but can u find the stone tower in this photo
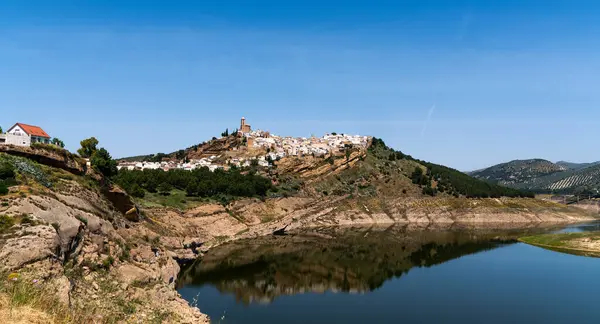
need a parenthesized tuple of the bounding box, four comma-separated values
(240, 117, 251, 133)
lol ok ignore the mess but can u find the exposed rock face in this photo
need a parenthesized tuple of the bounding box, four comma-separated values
(101, 184, 140, 220)
(0, 225, 60, 271)
(3, 184, 118, 262)
(0, 145, 86, 175)
(0, 175, 209, 323)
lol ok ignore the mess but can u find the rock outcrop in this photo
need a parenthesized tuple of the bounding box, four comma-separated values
(0, 144, 86, 175)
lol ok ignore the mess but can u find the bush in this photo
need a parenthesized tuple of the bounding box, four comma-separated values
(0, 162, 15, 180)
(157, 182, 173, 196)
(0, 214, 14, 232)
(129, 184, 145, 198)
(0, 182, 8, 196)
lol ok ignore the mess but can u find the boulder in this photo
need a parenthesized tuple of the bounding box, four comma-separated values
(101, 184, 140, 221)
(116, 264, 153, 285)
(0, 225, 60, 271)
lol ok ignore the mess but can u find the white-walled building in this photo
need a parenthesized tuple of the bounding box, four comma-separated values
(7, 123, 51, 144)
(0, 123, 51, 147)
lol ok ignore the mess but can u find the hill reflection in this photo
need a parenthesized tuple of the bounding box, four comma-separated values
(178, 225, 557, 305)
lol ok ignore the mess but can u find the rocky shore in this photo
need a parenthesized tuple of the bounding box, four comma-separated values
(0, 149, 597, 322)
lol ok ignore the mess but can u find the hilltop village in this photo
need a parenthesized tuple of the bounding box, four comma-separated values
(117, 118, 372, 171)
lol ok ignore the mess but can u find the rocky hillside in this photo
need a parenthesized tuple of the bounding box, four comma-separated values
(472, 159, 600, 194)
(118, 135, 247, 163)
(0, 150, 208, 323)
(0, 142, 595, 323)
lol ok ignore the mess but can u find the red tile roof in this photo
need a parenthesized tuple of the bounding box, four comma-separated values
(12, 123, 50, 138)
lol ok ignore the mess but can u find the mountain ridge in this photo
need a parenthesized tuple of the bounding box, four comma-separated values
(471, 158, 600, 194)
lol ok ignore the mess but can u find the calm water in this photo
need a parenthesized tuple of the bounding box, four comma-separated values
(177, 223, 600, 324)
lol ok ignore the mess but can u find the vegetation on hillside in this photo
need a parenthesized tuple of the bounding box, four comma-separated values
(0, 160, 16, 196)
(114, 167, 273, 205)
(369, 138, 534, 198)
(76, 137, 98, 158)
(472, 159, 600, 195)
(470, 159, 566, 186)
(51, 138, 65, 148)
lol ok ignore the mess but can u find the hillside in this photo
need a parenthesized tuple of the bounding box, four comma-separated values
(0, 149, 208, 323)
(0, 141, 594, 323)
(118, 136, 245, 163)
(534, 164, 600, 194)
(469, 159, 566, 187)
(472, 159, 600, 195)
(115, 136, 536, 205)
(556, 161, 600, 171)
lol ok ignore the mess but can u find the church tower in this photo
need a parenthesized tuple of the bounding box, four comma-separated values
(239, 117, 251, 133)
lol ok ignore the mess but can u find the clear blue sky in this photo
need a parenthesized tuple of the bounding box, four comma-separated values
(1, 0, 599, 171)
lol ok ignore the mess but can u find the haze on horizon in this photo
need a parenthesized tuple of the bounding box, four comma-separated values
(1, 0, 599, 171)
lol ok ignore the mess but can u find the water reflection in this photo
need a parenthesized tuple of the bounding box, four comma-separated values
(554, 220, 600, 233)
(177, 224, 562, 305)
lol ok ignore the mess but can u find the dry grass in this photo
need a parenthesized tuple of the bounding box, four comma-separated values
(0, 295, 53, 324)
(0, 273, 93, 324)
(406, 197, 568, 210)
(0, 272, 145, 324)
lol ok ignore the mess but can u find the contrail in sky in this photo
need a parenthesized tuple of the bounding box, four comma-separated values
(421, 104, 436, 137)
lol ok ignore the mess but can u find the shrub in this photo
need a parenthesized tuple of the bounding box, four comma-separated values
(51, 222, 60, 231)
(102, 256, 115, 270)
(157, 182, 173, 196)
(75, 215, 88, 225)
(0, 214, 14, 233)
(19, 214, 35, 225)
(0, 162, 15, 180)
(129, 184, 145, 198)
(0, 182, 8, 196)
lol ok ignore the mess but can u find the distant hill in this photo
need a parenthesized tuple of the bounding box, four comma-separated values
(471, 159, 600, 194)
(533, 164, 600, 194)
(555, 161, 600, 171)
(469, 159, 566, 187)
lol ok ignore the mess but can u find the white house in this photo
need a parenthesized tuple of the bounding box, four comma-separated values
(4, 123, 51, 146)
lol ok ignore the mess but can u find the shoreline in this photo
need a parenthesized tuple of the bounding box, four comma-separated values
(173, 216, 597, 321)
(519, 230, 600, 258)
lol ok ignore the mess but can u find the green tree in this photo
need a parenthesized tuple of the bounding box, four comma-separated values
(0, 181, 8, 195)
(157, 182, 173, 196)
(0, 126, 3, 133)
(129, 183, 146, 198)
(91, 148, 118, 177)
(51, 138, 65, 148)
(77, 137, 99, 158)
(221, 128, 229, 137)
(185, 180, 198, 196)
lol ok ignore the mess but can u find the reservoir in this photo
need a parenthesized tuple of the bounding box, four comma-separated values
(177, 223, 600, 324)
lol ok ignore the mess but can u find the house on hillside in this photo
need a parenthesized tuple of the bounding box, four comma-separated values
(0, 123, 51, 146)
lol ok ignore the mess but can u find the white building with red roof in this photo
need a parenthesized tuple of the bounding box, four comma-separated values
(0, 123, 51, 146)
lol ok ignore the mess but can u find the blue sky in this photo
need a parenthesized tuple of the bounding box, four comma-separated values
(1, 0, 599, 171)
